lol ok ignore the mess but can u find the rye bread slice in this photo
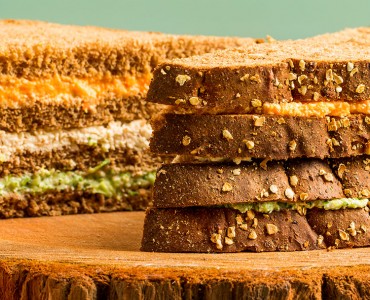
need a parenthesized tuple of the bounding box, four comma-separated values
(147, 28, 370, 113)
(141, 207, 370, 253)
(0, 189, 152, 219)
(141, 208, 321, 253)
(153, 159, 349, 208)
(150, 114, 370, 160)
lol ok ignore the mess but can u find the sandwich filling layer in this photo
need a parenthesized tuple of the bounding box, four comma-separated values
(0, 119, 151, 162)
(228, 198, 369, 214)
(263, 101, 370, 117)
(0, 73, 152, 109)
(0, 160, 156, 198)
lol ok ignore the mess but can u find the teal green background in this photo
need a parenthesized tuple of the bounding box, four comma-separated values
(0, 0, 369, 39)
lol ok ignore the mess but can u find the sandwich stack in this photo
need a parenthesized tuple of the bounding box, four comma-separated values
(142, 27, 370, 252)
(0, 20, 257, 218)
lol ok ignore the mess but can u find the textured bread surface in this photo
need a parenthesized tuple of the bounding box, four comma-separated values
(0, 189, 151, 218)
(141, 207, 370, 252)
(0, 145, 160, 177)
(0, 19, 257, 78)
(151, 113, 370, 160)
(0, 96, 164, 132)
(147, 27, 370, 112)
(153, 157, 370, 207)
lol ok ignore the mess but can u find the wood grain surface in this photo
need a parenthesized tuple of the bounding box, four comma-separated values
(0, 212, 370, 299)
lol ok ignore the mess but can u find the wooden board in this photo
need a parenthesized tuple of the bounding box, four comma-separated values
(1, 212, 370, 299)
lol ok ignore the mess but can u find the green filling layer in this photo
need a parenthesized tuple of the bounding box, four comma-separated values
(228, 198, 369, 214)
(0, 160, 156, 198)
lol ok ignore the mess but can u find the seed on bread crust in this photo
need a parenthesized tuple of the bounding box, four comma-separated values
(175, 74, 191, 86)
(222, 182, 233, 192)
(289, 175, 299, 186)
(244, 140, 255, 149)
(248, 230, 257, 240)
(356, 84, 366, 94)
(338, 229, 350, 241)
(265, 223, 278, 235)
(347, 62, 354, 72)
(225, 236, 234, 245)
(254, 116, 265, 127)
(182, 135, 191, 146)
(227, 226, 236, 238)
(288, 140, 297, 151)
(284, 188, 295, 200)
(222, 129, 234, 140)
(189, 97, 201, 105)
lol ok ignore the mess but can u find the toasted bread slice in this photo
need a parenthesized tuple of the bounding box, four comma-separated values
(150, 114, 370, 160)
(147, 27, 370, 114)
(141, 207, 370, 252)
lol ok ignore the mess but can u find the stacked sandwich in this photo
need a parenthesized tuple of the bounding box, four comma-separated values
(0, 19, 257, 218)
(142, 27, 370, 252)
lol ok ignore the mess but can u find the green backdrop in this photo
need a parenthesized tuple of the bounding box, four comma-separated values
(0, 0, 369, 39)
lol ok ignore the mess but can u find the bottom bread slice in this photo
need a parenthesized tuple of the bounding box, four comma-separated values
(141, 207, 370, 252)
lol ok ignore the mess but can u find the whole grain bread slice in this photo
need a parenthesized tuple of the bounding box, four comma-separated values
(150, 113, 370, 160)
(147, 27, 370, 113)
(141, 207, 370, 252)
(153, 157, 370, 208)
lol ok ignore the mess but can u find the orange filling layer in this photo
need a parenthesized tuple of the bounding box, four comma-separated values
(263, 101, 370, 117)
(0, 73, 152, 109)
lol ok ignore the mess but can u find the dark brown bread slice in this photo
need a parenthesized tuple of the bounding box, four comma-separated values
(0, 189, 151, 219)
(153, 159, 347, 208)
(141, 208, 322, 252)
(330, 156, 370, 198)
(141, 207, 370, 252)
(147, 28, 370, 113)
(151, 114, 370, 160)
(306, 208, 370, 249)
(0, 20, 258, 78)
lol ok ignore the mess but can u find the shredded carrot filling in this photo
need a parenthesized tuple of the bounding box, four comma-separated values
(263, 101, 370, 117)
(0, 73, 152, 109)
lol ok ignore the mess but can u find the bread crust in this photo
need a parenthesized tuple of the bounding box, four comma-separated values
(150, 114, 370, 160)
(141, 207, 370, 252)
(0, 20, 257, 78)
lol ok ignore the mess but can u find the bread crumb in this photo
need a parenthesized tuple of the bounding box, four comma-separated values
(338, 229, 349, 241)
(232, 169, 241, 176)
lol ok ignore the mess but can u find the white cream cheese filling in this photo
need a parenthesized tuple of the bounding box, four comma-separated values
(0, 120, 152, 162)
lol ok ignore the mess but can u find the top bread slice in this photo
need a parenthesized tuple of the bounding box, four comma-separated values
(0, 19, 258, 78)
(146, 27, 370, 114)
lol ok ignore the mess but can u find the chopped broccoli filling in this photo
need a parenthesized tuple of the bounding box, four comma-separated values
(0, 160, 156, 198)
(228, 198, 369, 213)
